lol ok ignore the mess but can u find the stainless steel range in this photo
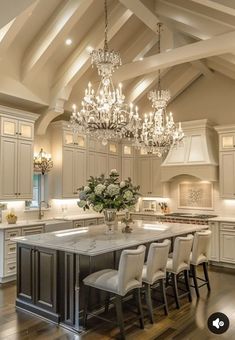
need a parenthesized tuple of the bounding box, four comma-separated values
(162, 213, 217, 225)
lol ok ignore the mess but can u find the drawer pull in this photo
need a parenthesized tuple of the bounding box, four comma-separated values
(10, 233, 17, 237)
(9, 266, 16, 270)
(9, 247, 16, 251)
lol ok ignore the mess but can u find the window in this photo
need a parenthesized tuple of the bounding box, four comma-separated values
(25, 174, 48, 209)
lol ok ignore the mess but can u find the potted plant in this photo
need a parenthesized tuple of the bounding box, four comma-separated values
(77, 169, 140, 233)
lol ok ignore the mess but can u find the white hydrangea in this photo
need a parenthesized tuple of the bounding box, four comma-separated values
(123, 190, 133, 201)
(120, 181, 126, 188)
(110, 169, 118, 175)
(94, 184, 106, 195)
(84, 186, 91, 193)
(107, 184, 120, 197)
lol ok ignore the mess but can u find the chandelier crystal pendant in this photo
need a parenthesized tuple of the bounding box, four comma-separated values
(70, 0, 134, 146)
(133, 23, 184, 157)
(33, 148, 53, 175)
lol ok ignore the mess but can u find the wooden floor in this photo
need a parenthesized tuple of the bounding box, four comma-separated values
(0, 266, 235, 340)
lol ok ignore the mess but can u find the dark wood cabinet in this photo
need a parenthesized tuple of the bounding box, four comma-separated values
(16, 244, 59, 322)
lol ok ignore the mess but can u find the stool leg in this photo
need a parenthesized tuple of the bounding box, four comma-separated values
(105, 292, 110, 313)
(161, 278, 169, 315)
(83, 285, 89, 328)
(202, 262, 211, 291)
(172, 273, 180, 309)
(191, 265, 200, 298)
(115, 295, 125, 339)
(184, 270, 192, 302)
(145, 284, 154, 323)
(135, 288, 144, 329)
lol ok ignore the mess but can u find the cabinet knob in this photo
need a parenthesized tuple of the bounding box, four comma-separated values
(15, 193, 18, 195)
(18, 132, 22, 136)
(18, 193, 21, 195)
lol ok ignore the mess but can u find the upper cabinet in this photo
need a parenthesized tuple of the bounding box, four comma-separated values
(0, 106, 38, 200)
(215, 125, 235, 198)
(1, 117, 34, 140)
(63, 130, 86, 148)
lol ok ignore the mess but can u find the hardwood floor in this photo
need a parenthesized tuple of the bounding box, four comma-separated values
(0, 266, 234, 339)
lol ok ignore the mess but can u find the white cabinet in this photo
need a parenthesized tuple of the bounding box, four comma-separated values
(62, 148, 87, 198)
(137, 156, 167, 197)
(63, 130, 86, 148)
(208, 221, 220, 262)
(87, 151, 108, 178)
(1, 116, 34, 140)
(219, 132, 235, 151)
(220, 223, 235, 264)
(219, 152, 235, 198)
(0, 137, 33, 199)
(122, 157, 134, 181)
(108, 155, 121, 173)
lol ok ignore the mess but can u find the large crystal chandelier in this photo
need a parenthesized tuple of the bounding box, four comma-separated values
(133, 23, 184, 156)
(69, 0, 135, 146)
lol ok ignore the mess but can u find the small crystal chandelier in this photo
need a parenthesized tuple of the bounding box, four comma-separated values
(34, 148, 53, 175)
(70, 0, 135, 146)
(133, 23, 184, 156)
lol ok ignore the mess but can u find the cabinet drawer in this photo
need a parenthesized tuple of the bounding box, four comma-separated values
(142, 215, 156, 221)
(22, 225, 44, 236)
(220, 223, 235, 232)
(5, 228, 21, 240)
(84, 219, 97, 226)
(4, 259, 17, 276)
(5, 241, 17, 258)
(73, 220, 85, 228)
(97, 218, 104, 225)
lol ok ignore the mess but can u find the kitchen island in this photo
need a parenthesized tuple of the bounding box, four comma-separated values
(14, 220, 208, 332)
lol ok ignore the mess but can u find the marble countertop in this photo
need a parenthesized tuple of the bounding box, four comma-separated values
(14, 221, 208, 256)
(0, 218, 69, 230)
(56, 212, 125, 221)
(208, 216, 235, 222)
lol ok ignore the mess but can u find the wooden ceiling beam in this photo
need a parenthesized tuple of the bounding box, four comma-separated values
(190, 0, 235, 17)
(22, 0, 94, 81)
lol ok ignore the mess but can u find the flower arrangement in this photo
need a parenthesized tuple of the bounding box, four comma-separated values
(77, 169, 141, 212)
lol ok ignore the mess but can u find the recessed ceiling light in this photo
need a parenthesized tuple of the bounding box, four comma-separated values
(65, 38, 72, 46)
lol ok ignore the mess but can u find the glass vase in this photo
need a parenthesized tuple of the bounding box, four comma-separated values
(103, 209, 117, 234)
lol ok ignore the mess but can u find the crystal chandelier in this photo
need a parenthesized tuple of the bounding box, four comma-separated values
(133, 23, 184, 156)
(34, 148, 53, 175)
(70, 0, 134, 146)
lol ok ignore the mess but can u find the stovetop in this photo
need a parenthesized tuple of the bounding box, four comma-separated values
(164, 213, 217, 219)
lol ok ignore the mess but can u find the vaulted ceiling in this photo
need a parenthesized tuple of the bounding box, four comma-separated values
(1, 0, 235, 134)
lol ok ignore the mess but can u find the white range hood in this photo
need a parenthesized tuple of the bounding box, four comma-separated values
(161, 119, 218, 182)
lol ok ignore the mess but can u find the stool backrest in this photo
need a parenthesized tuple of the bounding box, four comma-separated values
(145, 240, 171, 283)
(191, 230, 211, 264)
(172, 234, 194, 273)
(118, 245, 146, 296)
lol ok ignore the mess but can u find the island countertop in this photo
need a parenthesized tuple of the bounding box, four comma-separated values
(14, 220, 208, 256)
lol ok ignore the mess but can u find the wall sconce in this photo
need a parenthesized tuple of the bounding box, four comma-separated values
(34, 148, 53, 175)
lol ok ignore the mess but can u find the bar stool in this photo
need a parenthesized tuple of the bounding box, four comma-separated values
(166, 234, 194, 309)
(142, 239, 171, 323)
(190, 230, 212, 297)
(83, 245, 146, 339)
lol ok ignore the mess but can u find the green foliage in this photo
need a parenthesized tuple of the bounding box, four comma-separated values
(77, 169, 141, 212)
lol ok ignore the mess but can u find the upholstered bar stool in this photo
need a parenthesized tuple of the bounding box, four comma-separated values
(83, 245, 146, 339)
(142, 240, 171, 323)
(190, 230, 212, 297)
(166, 234, 194, 309)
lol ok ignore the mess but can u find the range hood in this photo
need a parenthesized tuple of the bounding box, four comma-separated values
(161, 119, 218, 182)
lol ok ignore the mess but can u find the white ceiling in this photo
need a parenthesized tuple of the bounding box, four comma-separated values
(1, 0, 235, 133)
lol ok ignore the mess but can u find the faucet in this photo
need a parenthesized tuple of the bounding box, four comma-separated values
(38, 200, 49, 220)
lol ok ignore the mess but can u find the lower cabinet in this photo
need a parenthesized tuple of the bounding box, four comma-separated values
(208, 221, 220, 262)
(220, 223, 235, 264)
(17, 244, 58, 319)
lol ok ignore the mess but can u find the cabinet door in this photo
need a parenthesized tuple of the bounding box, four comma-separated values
(74, 149, 86, 191)
(18, 121, 34, 140)
(220, 152, 235, 198)
(220, 232, 235, 263)
(151, 158, 162, 196)
(220, 133, 235, 151)
(1, 117, 18, 138)
(18, 140, 33, 199)
(0, 137, 18, 199)
(62, 148, 75, 197)
(87, 152, 96, 178)
(97, 153, 108, 176)
(34, 247, 58, 312)
(17, 244, 34, 304)
(208, 222, 219, 261)
(108, 155, 121, 174)
(137, 157, 151, 195)
(122, 157, 134, 181)
(63, 130, 74, 147)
